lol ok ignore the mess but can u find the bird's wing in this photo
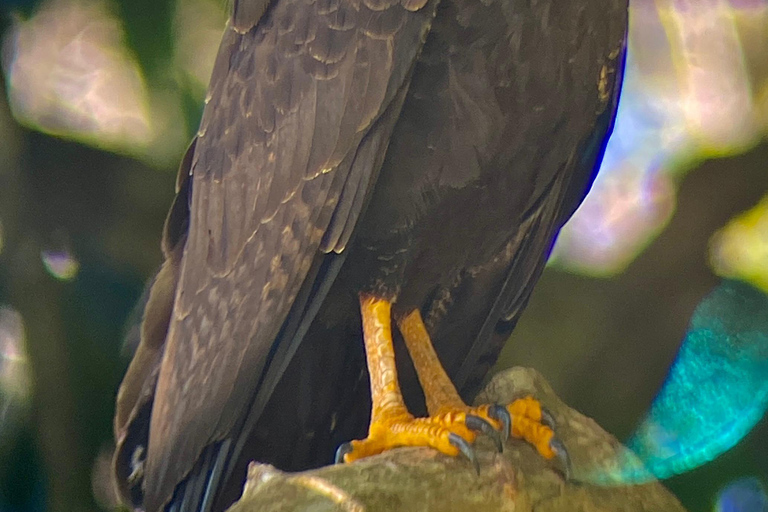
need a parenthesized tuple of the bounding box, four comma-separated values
(113, 139, 194, 508)
(143, 0, 439, 509)
(452, 30, 628, 396)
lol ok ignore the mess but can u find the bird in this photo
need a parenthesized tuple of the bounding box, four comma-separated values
(112, 1, 629, 511)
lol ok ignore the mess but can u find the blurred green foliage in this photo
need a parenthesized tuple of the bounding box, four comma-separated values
(110, 0, 175, 84)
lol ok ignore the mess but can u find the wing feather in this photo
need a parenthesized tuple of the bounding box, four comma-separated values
(453, 33, 628, 395)
(143, 0, 439, 509)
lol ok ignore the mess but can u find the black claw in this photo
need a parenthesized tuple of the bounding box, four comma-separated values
(550, 438, 572, 480)
(488, 405, 511, 442)
(541, 407, 557, 430)
(449, 433, 480, 475)
(465, 414, 503, 453)
(334, 442, 353, 464)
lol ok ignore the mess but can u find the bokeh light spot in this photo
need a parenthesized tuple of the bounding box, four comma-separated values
(173, 0, 227, 89)
(553, 1, 768, 275)
(711, 195, 768, 294)
(0, 306, 29, 400)
(0, 306, 31, 442)
(588, 281, 768, 484)
(3, 0, 152, 151)
(716, 477, 768, 512)
(41, 248, 80, 281)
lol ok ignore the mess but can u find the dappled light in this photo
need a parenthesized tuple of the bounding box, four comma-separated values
(0, 306, 30, 446)
(553, 0, 768, 278)
(711, 196, 768, 294)
(40, 248, 79, 281)
(586, 281, 768, 483)
(173, 0, 227, 91)
(716, 477, 768, 512)
(4, 0, 152, 152)
(0, 306, 28, 402)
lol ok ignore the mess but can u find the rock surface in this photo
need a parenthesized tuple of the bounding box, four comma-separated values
(228, 367, 687, 512)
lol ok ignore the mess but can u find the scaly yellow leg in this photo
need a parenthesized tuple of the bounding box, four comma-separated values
(339, 295, 474, 463)
(397, 309, 559, 460)
(338, 298, 565, 473)
(397, 309, 465, 415)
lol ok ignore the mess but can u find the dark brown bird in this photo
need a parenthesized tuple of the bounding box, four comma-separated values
(113, 1, 628, 511)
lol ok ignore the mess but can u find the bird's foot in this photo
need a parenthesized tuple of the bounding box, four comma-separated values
(335, 409, 495, 473)
(336, 397, 569, 476)
(484, 397, 572, 478)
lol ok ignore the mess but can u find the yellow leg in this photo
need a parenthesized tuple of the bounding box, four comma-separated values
(396, 309, 557, 459)
(340, 295, 473, 462)
(340, 298, 563, 469)
(360, 295, 411, 423)
(397, 309, 464, 415)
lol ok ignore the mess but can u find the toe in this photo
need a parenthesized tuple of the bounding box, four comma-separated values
(541, 407, 557, 430)
(488, 404, 511, 442)
(487, 398, 570, 468)
(449, 433, 480, 474)
(335, 442, 354, 464)
(550, 438, 572, 479)
(465, 414, 503, 452)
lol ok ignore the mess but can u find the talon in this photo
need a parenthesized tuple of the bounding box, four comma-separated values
(465, 414, 503, 453)
(541, 407, 556, 430)
(335, 442, 353, 464)
(488, 405, 511, 442)
(449, 433, 479, 474)
(550, 438, 572, 479)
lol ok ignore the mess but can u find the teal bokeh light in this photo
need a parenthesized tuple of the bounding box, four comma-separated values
(591, 280, 768, 483)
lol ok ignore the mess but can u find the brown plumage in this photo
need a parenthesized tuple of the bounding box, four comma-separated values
(113, 1, 628, 511)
